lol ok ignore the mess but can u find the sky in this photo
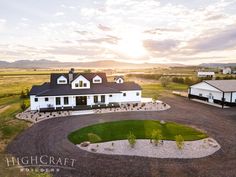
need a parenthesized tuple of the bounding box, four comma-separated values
(0, 0, 236, 65)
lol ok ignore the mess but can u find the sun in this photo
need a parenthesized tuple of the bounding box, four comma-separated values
(117, 33, 147, 58)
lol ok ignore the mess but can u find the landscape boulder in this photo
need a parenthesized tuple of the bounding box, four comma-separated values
(80, 141, 90, 147)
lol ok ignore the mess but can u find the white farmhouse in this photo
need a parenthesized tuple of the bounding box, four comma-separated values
(222, 67, 232, 74)
(29, 69, 142, 111)
(188, 80, 236, 107)
(197, 71, 215, 78)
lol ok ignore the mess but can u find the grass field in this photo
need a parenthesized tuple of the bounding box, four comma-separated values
(0, 71, 53, 177)
(68, 120, 208, 144)
(141, 82, 188, 98)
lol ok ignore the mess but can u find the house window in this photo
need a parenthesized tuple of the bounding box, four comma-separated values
(123, 93, 126, 97)
(34, 98, 38, 102)
(109, 95, 112, 97)
(94, 96, 98, 103)
(75, 83, 79, 87)
(83, 83, 87, 87)
(58, 80, 66, 83)
(45, 97, 49, 102)
(79, 81, 83, 87)
(56, 97, 61, 105)
(101, 95, 105, 103)
(64, 97, 69, 105)
(94, 79, 100, 82)
(136, 92, 139, 96)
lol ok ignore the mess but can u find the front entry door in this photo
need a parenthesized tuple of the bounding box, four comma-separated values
(76, 96, 87, 105)
(208, 94, 214, 103)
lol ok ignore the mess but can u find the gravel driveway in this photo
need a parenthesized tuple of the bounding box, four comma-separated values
(6, 96, 236, 177)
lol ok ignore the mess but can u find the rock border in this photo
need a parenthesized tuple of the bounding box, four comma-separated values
(78, 138, 220, 159)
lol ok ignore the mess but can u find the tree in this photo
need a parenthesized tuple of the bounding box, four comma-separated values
(175, 135, 184, 150)
(25, 88, 30, 97)
(152, 95, 158, 102)
(127, 132, 136, 148)
(184, 77, 193, 86)
(20, 90, 26, 99)
(151, 130, 163, 146)
(160, 77, 170, 87)
(20, 101, 27, 111)
(83, 69, 91, 73)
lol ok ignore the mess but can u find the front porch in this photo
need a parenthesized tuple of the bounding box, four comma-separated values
(39, 103, 120, 112)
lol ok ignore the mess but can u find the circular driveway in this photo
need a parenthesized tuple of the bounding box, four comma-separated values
(6, 96, 236, 177)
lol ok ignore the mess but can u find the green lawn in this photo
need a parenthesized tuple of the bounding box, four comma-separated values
(141, 82, 188, 98)
(68, 120, 208, 144)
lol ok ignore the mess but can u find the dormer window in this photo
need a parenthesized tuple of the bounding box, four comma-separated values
(115, 77, 124, 84)
(93, 75, 102, 83)
(71, 74, 90, 89)
(57, 75, 67, 84)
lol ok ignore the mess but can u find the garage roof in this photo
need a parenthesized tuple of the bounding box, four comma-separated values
(204, 80, 236, 92)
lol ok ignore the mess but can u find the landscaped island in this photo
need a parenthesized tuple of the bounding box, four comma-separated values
(68, 120, 221, 159)
(68, 120, 208, 144)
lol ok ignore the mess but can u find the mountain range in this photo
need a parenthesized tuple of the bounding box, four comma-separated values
(0, 59, 235, 69)
(0, 59, 184, 69)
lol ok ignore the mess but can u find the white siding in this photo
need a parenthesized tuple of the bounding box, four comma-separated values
(232, 92, 236, 103)
(71, 75, 90, 89)
(190, 82, 220, 92)
(119, 90, 142, 103)
(30, 95, 74, 110)
(190, 82, 236, 103)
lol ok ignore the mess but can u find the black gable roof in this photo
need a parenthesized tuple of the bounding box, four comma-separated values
(72, 73, 107, 83)
(50, 72, 107, 86)
(30, 72, 141, 97)
(29, 82, 51, 95)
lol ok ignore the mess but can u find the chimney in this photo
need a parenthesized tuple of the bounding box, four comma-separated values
(69, 68, 74, 84)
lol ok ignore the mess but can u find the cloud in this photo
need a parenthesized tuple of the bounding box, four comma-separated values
(144, 28, 182, 34)
(45, 45, 105, 56)
(0, 19, 7, 32)
(78, 35, 120, 44)
(75, 30, 89, 35)
(187, 25, 236, 53)
(205, 14, 225, 21)
(54, 12, 65, 16)
(97, 24, 112, 31)
(143, 39, 180, 52)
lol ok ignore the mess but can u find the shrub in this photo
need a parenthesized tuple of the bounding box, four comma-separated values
(152, 95, 158, 102)
(151, 130, 163, 146)
(160, 77, 170, 87)
(127, 132, 136, 148)
(20, 90, 26, 99)
(172, 77, 184, 84)
(20, 101, 27, 111)
(184, 77, 194, 86)
(87, 133, 102, 143)
(175, 135, 184, 150)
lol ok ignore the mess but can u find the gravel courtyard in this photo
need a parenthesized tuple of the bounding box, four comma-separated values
(6, 96, 236, 177)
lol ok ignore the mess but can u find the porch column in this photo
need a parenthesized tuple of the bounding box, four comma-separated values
(222, 92, 225, 109)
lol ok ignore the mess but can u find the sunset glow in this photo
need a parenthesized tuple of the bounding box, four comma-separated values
(0, 0, 236, 64)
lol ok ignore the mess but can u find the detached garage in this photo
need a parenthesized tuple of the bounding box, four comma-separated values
(188, 80, 236, 107)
